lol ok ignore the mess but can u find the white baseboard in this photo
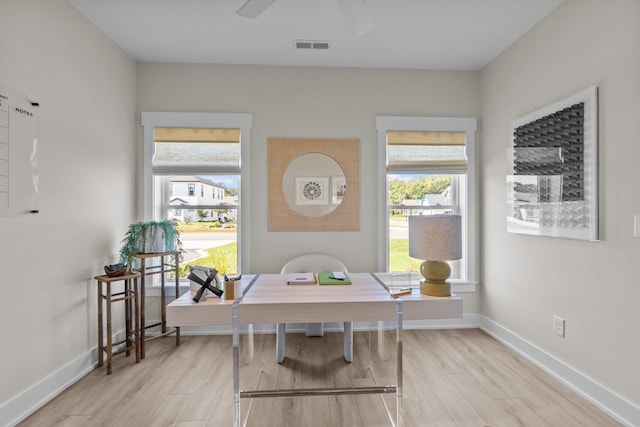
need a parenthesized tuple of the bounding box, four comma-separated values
(479, 315, 639, 427)
(0, 348, 96, 427)
(0, 328, 133, 427)
(4, 315, 637, 427)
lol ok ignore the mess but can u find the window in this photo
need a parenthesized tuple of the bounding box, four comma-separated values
(142, 112, 252, 285)
(377, 117, 477, 291)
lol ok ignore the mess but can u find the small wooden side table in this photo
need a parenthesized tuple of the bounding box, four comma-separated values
(95, 273, 140, 374)
(133, 252, 181, 358)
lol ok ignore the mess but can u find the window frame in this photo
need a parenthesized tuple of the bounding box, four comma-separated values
(141, 112, 252, 275)
(376, 116, 478, 292)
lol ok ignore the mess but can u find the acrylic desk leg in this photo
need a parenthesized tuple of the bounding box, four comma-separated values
(232, 301, 240, 427)
(396, 299, 403, 427)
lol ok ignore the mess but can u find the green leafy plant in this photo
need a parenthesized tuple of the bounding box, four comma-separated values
(119, 220, 183, 267)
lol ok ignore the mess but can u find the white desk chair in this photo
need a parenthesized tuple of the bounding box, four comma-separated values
(277, 253, 353, 363)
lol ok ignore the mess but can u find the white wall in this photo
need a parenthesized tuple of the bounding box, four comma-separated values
(136, 64, 482, 327)
(136, 64, 480, 279)
(0, 0, 136, 419)
(480, 0, 640, 412)
(17, 0, 640, 422)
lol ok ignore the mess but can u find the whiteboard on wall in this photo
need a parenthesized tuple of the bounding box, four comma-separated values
(0, 87, 39, 216)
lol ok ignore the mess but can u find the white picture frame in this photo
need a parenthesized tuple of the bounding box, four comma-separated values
(295, 176, 329, 205)
(507, 86, 598, 241)
(331, 176, 346, 205)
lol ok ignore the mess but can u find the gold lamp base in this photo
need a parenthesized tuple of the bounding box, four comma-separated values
(419, 260, 452, 297)
(420, 280, 451, 297)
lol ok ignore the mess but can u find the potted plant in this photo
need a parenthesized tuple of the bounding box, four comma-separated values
(119, 220, 182, 267)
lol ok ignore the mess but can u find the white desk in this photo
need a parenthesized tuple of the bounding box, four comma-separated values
(167, 272, 462, 325)
(167, 273, 462, 427)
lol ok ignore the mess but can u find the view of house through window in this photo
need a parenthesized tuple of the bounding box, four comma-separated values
(167, 175, 238, 277)
(151, 126, 241, 278)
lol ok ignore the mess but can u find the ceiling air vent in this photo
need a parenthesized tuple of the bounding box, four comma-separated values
(294, 40, 331, 50)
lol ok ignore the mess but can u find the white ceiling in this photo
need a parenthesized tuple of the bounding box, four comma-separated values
(67, 0, 563, 71)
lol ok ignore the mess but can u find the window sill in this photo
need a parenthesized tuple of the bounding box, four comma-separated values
(451, 281, 477, 293)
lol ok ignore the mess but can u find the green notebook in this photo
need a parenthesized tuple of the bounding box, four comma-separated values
(317, 272, 351, 285)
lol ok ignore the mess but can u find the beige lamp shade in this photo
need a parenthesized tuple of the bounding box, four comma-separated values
(408, 214, 462, 261)
(408, 214, 462, 297)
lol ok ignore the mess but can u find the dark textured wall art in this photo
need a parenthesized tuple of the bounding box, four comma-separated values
(507, 87, 598, 240)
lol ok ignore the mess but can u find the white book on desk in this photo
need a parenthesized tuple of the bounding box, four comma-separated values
(286, 272, 316, 285)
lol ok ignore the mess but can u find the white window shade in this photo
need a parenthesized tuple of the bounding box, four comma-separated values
(153, 127, 240, 174)
(387, 131, 467, 173)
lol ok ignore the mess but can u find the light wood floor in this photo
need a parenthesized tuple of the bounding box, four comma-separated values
(19, 329, 620, 427)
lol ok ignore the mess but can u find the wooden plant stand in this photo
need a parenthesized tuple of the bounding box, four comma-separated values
(95, 273, 140, 374)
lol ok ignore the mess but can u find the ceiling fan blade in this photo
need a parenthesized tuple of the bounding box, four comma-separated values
(337, 0, 374, 36)
(236, 0, 277, 19)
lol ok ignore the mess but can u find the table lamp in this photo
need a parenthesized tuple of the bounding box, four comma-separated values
(408, 214, 462, 297)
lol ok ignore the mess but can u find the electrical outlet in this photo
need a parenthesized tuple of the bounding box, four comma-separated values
(553, 315, 565, 337)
